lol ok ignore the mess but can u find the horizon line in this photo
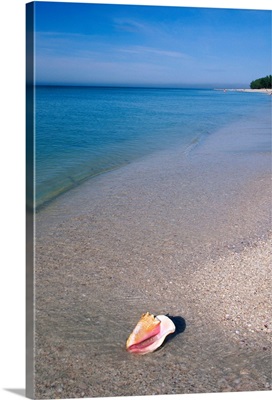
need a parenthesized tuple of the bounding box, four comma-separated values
(33, 83, 250, 90)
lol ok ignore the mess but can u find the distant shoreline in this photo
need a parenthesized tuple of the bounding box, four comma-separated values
(215, 88, 272, 95)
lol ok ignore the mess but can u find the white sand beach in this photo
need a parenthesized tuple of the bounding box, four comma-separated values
(216, 88, 272, 95)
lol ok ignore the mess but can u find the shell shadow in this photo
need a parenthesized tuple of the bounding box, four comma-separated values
(164, 315, 186, 344)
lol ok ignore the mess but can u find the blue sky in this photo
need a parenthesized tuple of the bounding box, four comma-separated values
(33, 2, 271, 87)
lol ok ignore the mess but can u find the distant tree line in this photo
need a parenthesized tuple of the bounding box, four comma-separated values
(250, 75, 272, 89)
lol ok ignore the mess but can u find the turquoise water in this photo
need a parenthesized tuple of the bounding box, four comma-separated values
(34, 86, 269, 208)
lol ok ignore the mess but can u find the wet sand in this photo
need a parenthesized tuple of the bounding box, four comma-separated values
(34, 109, 271, 398)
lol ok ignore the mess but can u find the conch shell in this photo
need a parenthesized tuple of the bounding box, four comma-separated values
(126, 312, 176, 354)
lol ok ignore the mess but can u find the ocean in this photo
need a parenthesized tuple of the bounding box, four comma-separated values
(34, 86, 269, 208)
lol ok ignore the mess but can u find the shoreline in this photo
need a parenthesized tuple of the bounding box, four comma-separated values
(35, 87, 270, 211)
(215, 88, 272, 95)
(34, 107, 271, 398)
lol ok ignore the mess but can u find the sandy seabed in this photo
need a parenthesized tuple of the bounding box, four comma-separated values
(32, 107, 271, 398)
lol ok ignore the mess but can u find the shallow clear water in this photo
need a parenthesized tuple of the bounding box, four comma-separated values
(34, 88, 271, 398)
(34, 86, 269, 207)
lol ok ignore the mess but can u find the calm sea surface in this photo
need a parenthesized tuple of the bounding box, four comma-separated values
(34, 86, 269, 208)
